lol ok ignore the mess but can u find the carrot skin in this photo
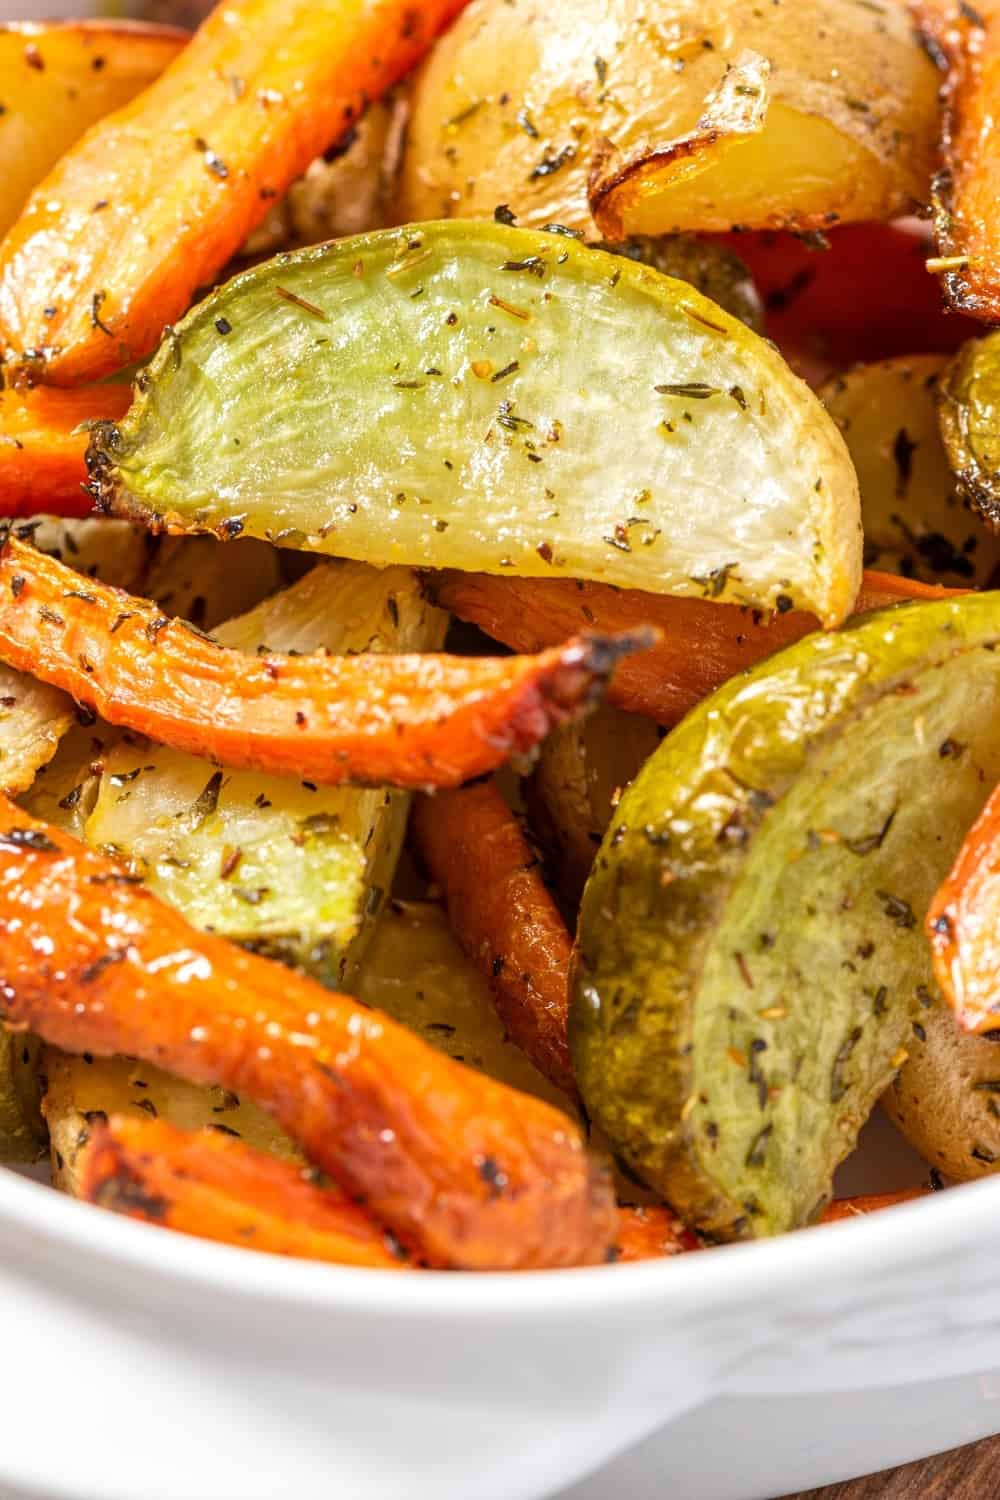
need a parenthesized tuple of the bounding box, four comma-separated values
(412, 782, 577, 1095)
(927, 781, 1000, 1035)
(0, 0, 471, 386)
(913, 2, 1000, 322)
(430, 570, 962, 729)
(81, 1116, 409, 1269)
(0, 385, 129, 518)
(615, 1190, 930, 1263)
(0, 794, 615, 1269)
(0, 537, 645, 789)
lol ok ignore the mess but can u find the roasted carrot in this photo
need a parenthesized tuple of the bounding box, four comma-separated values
(615, 1190, 930, 1263)
(718, 222, 977, 385)
(0, 385, 129, 518)
(412, 781, 576, 1096)
(927, 782, 1000, 1035)
(914, 2, 1000, 321)
(0, 537, 645, 789)
(0, 0, 471, 386)
(430, 570, 962, 729)
(81, 1116, 409, 1269)
(0, 793, 614, 1269)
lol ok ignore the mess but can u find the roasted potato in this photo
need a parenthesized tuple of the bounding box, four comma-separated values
(399, 0, 941, 239)
(821, 355, 1000, 586)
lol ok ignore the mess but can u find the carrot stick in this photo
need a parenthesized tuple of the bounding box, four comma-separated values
(0, 0, 471, 386)
(927, 781, 1000, 1035)
(0, 385, 129, 518)
(430, 570, 963, 728)
(412, 781, 576, 1096)
(0, 536, 646, 789)
(913, 2, 1000, 321)
(614, 1190, 930, 1263)
(80, 1115, 410, 1269)
(0, 793, 615, 1269)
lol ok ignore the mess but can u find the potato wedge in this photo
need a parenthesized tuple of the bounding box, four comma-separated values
(44, 1049, 298, 1197)
(883, 1002, 1000, 1182)
(88, 222, 861, 623)
(525, 703, 661, 912)
(572, 590, 1000, 1240)
(85, 561, 445, 983)
(360, 900, 573, 1114)
(0, 1032, 45, 1165)
(938, 331, 1000, 528)
(399, 0, 940, 239)
(821, 355, 1000, 585)
(0, 21, 185, 241)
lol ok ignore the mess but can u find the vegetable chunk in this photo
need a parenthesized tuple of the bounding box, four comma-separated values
(0, 0, 471, 385)
(87, 222, 861, 624)
(572, 591, 1000, 1239)
(0, 795, 615, 1270)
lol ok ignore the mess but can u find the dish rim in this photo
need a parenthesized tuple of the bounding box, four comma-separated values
(0, 1160, 991, 1322)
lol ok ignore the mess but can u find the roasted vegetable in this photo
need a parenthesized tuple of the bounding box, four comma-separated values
(80, 1116, 408, 1268)
(431, 569, 961, 729)
(87, 222, 861, 624)
(604, 237, 762, 332)
(0, 0, 470, 385)
(938, 332, 1000, 528)
(727, 223, 979, 389)
(525, 703, 661, 912)
(0, 385, 131, 519)
(0, 1031, 45, 1166)
(926, 781, 1000, 1037)
(0, 20, 186, 241)
(44, 1048, 297, 1196)
(821, 356, 1000, 586)
(86, 562, 446, 983)
(411, 782, 576, 1094)
(141, 533, 282, 631)
(243, 98, 404, 256)
(0, 794, 615, 1269)
(400, 0, 939, 239)
(916, 2, 1000, 321)
(571, 590, 1000, 1240)
(359, 900, 573, 1114)
(0, 535, 638, 790)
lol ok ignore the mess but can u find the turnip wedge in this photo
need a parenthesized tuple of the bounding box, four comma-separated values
(572, 590, 1000, 1241)
(87, 222, 861, 625)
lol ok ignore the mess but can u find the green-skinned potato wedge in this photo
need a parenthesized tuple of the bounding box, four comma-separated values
(572, 590, 1000, 1240)
(87, 222, 862, 625)
(821, 356, 1000, 586)
(938, 332, 1000, 531)
(882, 1001, 1000, 1183)
(399, 0, 940, 240)
(525, 703, 661, 914)
(43, 1049, 298, 1196)
(84, 561, 446, 985)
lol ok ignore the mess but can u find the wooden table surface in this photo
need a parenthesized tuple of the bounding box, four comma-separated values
(781, 1435, 1000, 1498)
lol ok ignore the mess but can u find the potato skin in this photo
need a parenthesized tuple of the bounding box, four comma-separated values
(400, 0, 941, 238)
(883, 1002, 1000, 1181)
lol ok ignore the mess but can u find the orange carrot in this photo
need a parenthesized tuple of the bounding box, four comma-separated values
(615, 1190, 930, 1263)
(927, 781, 1000, 1035)
(81, 1116, 410, 1269)
(913, 2, 1000, 321)
(412, 781, 576, 1095)
(430, 570, 961, 729)
(0, 536, 645, 789)
(0, 793, 614, 1270)
(0, 0, 471, 386)
(0, 385, 129, 518)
